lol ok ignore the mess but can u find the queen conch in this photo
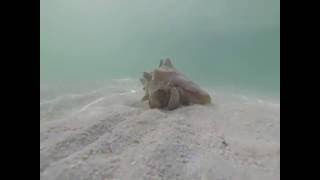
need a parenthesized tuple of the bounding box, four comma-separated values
(140, 58, 211, 110)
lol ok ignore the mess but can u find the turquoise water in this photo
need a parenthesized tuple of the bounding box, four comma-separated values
(40, 0, 279, 96)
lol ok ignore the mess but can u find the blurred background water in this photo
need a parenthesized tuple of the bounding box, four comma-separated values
(40, 0, 279, 97)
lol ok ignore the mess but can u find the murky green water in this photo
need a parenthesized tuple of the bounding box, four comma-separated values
(40, 0, 279, 96)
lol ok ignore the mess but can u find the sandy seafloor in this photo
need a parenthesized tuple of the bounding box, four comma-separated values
(40, 78, 280, 180)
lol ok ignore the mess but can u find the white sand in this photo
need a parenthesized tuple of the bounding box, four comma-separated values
(40, 79, 280, 180)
